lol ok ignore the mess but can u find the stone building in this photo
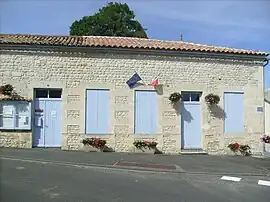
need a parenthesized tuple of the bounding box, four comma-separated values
(0, 34, 268, 154)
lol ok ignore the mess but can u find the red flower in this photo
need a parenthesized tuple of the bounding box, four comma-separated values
(235, 143, 240, 149)
(94, 137, 100, 144)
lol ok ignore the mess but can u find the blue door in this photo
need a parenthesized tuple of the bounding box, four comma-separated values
(33, 89, 62, 147)
(180, 92, 202, 149)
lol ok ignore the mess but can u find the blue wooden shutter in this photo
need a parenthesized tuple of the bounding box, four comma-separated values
(86, 89, 110, 134)
(97, 90, 110, 133)
(135, 91, 158, 134)
(224, 92, 244, 133)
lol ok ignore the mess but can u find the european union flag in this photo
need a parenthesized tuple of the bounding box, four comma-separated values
(126, 73, 142, 88)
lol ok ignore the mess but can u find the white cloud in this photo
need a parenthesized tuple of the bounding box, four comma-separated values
(126, 0, 270, 31)
(121, 0, 270, 46)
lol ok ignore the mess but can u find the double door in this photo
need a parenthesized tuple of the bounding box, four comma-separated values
(33, 89, 62, 147)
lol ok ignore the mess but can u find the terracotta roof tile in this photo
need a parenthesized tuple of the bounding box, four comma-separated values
(0, 94, 31, 101)
(0, 34, 268, 56)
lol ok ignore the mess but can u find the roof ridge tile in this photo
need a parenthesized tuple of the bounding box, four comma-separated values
(0, 33, 268, 56)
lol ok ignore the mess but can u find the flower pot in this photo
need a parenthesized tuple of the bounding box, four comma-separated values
(169, 92, 182, 103)
(134, 147, 156, 154)
(264, 143, 270, 152)
(83, 145, 103, 152)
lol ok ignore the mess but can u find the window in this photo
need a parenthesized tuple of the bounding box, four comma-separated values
(0, 101, 32, 130)
(181, 92, 201, 102)
(35, 89, 48, 98)
(35, 89, 62, 98)
(135, 91, 158, 134)
(49, 89, 62, 98)
(86, 89, 110, 134)
(224, 92, 244, 133)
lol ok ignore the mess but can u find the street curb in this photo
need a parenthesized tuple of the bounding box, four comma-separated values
(1, 156, 270, 177)
(264, 152, 270, 157)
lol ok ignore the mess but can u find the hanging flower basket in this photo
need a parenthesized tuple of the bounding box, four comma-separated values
(0, 84, 14, 96)
(205, 93, 220, 105)
(261, 135, 270, 144)
(169, 92, 182, 104)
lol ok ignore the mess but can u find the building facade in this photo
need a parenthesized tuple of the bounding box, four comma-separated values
(0, 34, 268, 154)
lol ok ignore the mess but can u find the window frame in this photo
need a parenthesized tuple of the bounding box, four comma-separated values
(0, 100, 32, 131)
(34, 88, 62, 99)
(181, 91, 202, 103)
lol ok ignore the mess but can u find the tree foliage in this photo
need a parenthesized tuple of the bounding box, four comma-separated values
(69, 2, 148, 38)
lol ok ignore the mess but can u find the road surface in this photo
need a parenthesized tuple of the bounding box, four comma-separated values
(1, 156, 269, 202)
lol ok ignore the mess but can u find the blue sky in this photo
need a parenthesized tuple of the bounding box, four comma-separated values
(0, 0, 269, 88)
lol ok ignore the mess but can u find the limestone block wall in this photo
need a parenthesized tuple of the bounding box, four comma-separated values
(0, 47, 265, 154)
(0, 131, 32, 148)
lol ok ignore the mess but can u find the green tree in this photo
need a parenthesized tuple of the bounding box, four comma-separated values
(69, 2, 148, 38)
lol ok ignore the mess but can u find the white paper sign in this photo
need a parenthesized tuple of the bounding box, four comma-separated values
(3, 105, 13, 115)
(257, 107, 263, 112)
(51, 111, 57, 118)
(19, 116, 28, 125)
(35, 116, 42, 127)
(2, 117, 14, 128)
(16, 116, 29, 128)
(1, 105, 14, 128)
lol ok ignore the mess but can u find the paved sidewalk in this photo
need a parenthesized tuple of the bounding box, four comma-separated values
(1, 148, 270, 176)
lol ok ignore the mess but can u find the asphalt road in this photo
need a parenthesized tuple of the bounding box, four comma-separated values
(1, 157, 270, 202)
(1, 148, 270, 175)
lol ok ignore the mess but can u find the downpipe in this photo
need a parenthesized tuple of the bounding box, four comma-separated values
(263, 58, 269, 67)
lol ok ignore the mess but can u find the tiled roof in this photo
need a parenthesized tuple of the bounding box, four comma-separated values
(0, 94, 31, 101)
(0, 34, 268, 56)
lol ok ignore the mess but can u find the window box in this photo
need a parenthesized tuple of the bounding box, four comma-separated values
(264, 143, 270, 153)
(82, 137, 106, 152)
(0, 101, 32, 131)
(83, 145, 104, 152)
(133, 147, 156, 154)
(132, 140, 158, 154)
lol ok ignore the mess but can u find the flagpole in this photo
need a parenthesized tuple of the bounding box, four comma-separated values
(156, 72, 161, 79)
(133, 70, 146, 85)
(153, 73, 161, 80)
(141, 79, 147, 85)
(150, 73, 161, 85)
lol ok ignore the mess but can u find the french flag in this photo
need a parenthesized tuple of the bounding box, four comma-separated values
(151, 77, 159, 86)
